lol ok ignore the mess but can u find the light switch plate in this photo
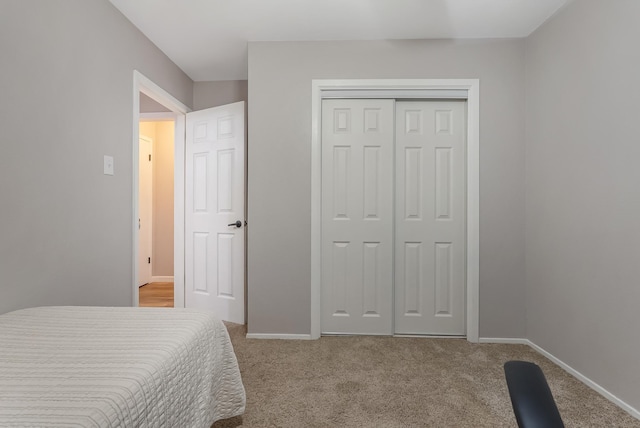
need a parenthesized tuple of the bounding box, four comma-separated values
(104, 155, 114, 175)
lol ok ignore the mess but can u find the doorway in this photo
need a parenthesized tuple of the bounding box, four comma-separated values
(138, 118, 176, 308)
(133, 71, 188, 309)
(132, 71, 247, 324)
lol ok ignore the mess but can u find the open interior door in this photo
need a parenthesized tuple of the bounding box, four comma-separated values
(185, 102, 245, 324)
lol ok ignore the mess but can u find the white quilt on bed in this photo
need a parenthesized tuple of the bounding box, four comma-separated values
(0, 306, 246, 427)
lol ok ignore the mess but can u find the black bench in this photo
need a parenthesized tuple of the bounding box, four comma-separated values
(504, 361, 564, 428)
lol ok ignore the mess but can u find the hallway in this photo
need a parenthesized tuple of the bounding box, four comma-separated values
(139, 282, 173, 307)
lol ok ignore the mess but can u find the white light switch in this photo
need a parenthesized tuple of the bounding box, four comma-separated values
(104, 155, 114, 175)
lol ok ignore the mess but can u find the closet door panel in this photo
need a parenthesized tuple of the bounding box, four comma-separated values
(395, 101, 466, 335)
(321, 99, 394, 335)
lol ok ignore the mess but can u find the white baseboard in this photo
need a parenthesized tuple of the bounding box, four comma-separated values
(151, 276, 174, 283)
(246, 333, 313, 340)
(478, 337, 530, 345)
(526, 340, 640, 420)
(481, 336, 639, 420)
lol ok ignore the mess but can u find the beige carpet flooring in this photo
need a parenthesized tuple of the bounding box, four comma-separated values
(213, 324, 639, 427)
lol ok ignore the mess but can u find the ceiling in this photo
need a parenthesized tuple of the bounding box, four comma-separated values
(110, 0, 570, 82)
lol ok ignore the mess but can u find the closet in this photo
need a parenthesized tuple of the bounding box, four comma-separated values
(321, 98, 466, 336)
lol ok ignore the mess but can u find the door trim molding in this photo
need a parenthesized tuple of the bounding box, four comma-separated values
(310, 79, 480, 342)
(246, 333, 313, 340)
(132, 71, 190, 308)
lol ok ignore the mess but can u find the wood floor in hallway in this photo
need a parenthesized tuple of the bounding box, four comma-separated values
(139, 282, 174, 307)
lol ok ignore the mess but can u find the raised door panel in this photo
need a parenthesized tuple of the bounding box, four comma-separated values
(193, 153, 209, 212)
(216, 149, 235, 213)
(435, 148, 452, 220)
(362, 242, 381, 316)
(332, 147, 351, 219)
(434, 242, 453, 316)
(404, 148, 423, 220)
(402, 242, 422, 316)
(192, 232, 209, 293)
(331, 241, 350, 316)
(217, 233, 234, 298)
(363, 147, 381, 219)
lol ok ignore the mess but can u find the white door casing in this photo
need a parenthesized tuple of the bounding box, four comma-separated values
(394, 101, 466, 335)
(133, 71, 188, 309)
(311, 79, 480, 342)
(185, 102, 245, 324)
(138, 135, 153, 287)
(321, 99, 395, 335)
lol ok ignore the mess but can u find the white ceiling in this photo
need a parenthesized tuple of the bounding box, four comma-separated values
(110, 0, 569, 82)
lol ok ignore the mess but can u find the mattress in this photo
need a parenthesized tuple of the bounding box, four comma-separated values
(0, 306, 246, 427)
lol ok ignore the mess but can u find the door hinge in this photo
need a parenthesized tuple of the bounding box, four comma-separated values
(148, 257, 151, 264)
(148, 154, 151, 161)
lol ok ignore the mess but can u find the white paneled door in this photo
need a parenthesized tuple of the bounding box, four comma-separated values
(321, 100, 395, 334)
(185, 102, 245, 324)
(395, 101, 466, 335)
(321, 99, 466, 336)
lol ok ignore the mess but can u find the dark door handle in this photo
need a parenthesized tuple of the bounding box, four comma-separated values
(228, 220, 242, 228)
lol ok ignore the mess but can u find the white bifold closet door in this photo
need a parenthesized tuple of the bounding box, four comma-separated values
(394, 101, 466, 335)
(321, 99, 466, 336)
(321, 99, 395, 335)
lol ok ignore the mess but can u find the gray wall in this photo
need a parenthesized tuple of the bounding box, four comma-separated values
(193, 80, 248, 110)
(0, 0, 193, 314)
(247, 40, 527, 337)
(140, 93, 172, 113)
(525, 0, 640, 410)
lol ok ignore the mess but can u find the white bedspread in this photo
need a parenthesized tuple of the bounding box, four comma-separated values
(0, 306, 246, 427)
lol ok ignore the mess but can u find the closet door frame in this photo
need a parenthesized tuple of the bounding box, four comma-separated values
(310, 79, 480, 342)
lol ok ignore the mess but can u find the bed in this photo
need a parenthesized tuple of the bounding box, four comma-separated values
(0, 306, 246, 427)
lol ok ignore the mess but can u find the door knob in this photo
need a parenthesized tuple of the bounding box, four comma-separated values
(228, 220, 242, 228)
